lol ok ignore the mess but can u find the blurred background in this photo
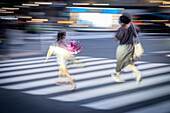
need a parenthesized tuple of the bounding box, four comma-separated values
(0, 1, 170, 113)
(0, 0, 170, 59)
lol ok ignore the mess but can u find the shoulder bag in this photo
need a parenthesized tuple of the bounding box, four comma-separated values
(132, 23, 144, 58)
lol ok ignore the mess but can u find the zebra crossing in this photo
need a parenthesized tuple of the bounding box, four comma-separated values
(0, 56, 170, 112)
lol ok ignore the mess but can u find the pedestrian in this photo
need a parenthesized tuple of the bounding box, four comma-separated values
(111, 15, 142, 84)
(44, 31, 82, 90)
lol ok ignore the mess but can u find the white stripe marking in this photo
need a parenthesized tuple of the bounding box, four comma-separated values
(0, 56, 89, 67)
(0, 62, 167, 84)
(150, 51, 170, 54)
(0, 57, 107, 72)
(49, 67, 170, 100)
(0, 58, 57, 67)
(0, 56, 88, 64)
(0, 59, 116, 77)
(3, 74, 113, 90)
(0, 56, 55, 64)
(166, 54, 170, 57)
(0, 63, 115, 84)
(81, 85, 170, 110)
(0, 63, 167, 85)
(126, 100, 170, 113)
(23, 66, 170, 95)
(143, 39, 170, 40)
(1, 61, 147, 90)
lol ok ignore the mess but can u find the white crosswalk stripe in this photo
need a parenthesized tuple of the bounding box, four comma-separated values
(0, 56, 88, 64)
(126, 100, 170, 113)
(81, 85, 170, 110)
(0, 62, 167, 85)
(0, 57, 106, 72)
(0, 56, 170, 112)
(0, 58, 112, 77)
(49, 72, 170, 101)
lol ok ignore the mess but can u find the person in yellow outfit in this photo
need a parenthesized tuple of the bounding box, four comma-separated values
(45, 31, 76, 90)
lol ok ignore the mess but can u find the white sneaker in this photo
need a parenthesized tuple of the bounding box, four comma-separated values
(111, 74, 125, 82)
(70, 84, 76, 91)
(136, 73, 142, 84)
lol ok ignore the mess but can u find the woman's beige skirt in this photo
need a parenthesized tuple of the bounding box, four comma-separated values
(116, 44, 134, 72)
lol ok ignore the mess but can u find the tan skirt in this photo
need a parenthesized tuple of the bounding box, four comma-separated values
(116, 44, 134, 72)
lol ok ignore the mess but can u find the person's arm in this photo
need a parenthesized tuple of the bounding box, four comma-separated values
(114, 37, 118, 41)
(44, 48, 52, 63)
(114, 27, 124, 41)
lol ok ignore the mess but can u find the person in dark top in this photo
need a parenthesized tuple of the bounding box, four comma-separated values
(111, 15, 142, 84)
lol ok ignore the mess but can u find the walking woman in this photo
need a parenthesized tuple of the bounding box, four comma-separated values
(111, 15, 142, 84)
(45, 31, 82, 90)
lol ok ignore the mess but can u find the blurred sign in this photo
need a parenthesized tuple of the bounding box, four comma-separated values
(70, 8, 88, 12)
(101, 9, 120, 14)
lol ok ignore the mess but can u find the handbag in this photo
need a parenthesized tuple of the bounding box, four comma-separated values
(134, 42, 144, 58)
(132, 23, 144, 58)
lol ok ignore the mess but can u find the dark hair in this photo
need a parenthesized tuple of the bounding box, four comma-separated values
(57, 31, 66, 41)
(119, 15, 131, 24)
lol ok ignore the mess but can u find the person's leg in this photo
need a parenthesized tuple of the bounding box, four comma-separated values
(126, 64, 142, 84)
(111, 60, 125, 82)
(126, 64, 140, 74)
(62, 72, 66, 77)
(60, 66, 76, 90)
(57, 65, 62, 82)
(58, 67, 66, 78)
(111, 71, 125, 82)
(56, 65, 68, 84)
(116, 72, 121, 78)
(56, 65, 65, 85)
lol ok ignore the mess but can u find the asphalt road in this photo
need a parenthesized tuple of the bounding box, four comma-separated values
(0, 33, 170, 113)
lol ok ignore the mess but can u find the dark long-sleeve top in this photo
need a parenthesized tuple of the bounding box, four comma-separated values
(115, 23, 137, 45)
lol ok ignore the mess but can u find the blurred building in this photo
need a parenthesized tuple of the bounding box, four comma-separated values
(0, 0, 170, 32)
